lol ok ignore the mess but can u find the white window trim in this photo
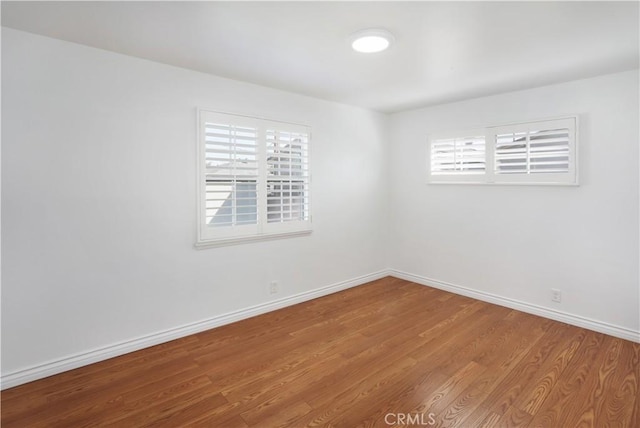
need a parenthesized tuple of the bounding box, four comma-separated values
(196, 109, 312, 249)
(427, 116, 579, 186)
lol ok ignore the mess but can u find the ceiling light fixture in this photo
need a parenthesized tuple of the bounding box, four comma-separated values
(350, 29, 394, 53)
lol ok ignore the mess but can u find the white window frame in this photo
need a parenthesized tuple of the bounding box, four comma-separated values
(196, 109, 312, 248)
(427, 116, 579, 186)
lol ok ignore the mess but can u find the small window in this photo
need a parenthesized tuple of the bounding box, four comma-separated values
(197, 110, 311, 247)
(427, 116, 578, 185)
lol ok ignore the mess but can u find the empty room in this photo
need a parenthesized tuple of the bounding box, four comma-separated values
(1, 1, 639, 427)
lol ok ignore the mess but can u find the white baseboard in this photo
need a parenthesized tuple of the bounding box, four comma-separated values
(389, 269, 640, 343)
(0, 270, 389, 390)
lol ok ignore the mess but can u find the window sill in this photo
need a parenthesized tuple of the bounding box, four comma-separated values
(427, 179, 579, 186)
(195, 229, 312, 249)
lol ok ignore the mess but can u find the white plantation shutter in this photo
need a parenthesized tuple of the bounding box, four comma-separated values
(490, 117, 576, 184)
(204, 123, 259, 229)
(430, 135, 486, 175)
(266, 129, 310, 224)
(494, 131, 528, 174)
(428, 131, 486, 183)
(198, 110, 312, 246)
(495, 129, 571, 174)
(529, 129, 571, 173)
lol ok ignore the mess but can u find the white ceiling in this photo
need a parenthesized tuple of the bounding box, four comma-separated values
(2, 1, 639, 113)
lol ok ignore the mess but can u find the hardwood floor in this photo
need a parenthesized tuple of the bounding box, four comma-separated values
(2, 277, 638, 427)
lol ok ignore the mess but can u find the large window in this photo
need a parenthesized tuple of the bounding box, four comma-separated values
(428, 116, 578, 185)
(197, 110, 311, 247)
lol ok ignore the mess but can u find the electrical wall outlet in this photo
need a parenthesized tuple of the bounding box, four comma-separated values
(551, 288, 562, 303)
(269, 281, 279, 295)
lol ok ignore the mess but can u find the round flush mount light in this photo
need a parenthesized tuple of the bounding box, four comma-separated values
(350, 28, 395, 53)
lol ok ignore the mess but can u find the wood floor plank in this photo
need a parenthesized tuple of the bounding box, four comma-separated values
(511, 328, 587, 416)
(214, 352, 347, 423)
(240, 399, 312, 427)
(594, 340, 640, 427)
(1, 356, 200, 427)
(349, 369, 450, 428)
(2, 345, 193, 409)
(193, 414, 249, 428)
(465, 322, 579, 419)
(561, 335, 622, 427)
(61, 373, 215, 427)
(526, 330, 606, 427)
(433, 322, 555, 427)
(2, 277, 638, 427)
(137, 391, 229, 427)
(218, 331, 353, 402)
(477, 411, 501, 427)
(408, 360, 488, 417)
(289, 357, 419, 427)
(449, 314, 554, 427)
(107, 386, 228, 426)
(495, 405, 533, 427)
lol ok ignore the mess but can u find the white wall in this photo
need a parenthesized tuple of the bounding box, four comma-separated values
(388, 70, 640, 336)
(1, 28, 389, 381)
